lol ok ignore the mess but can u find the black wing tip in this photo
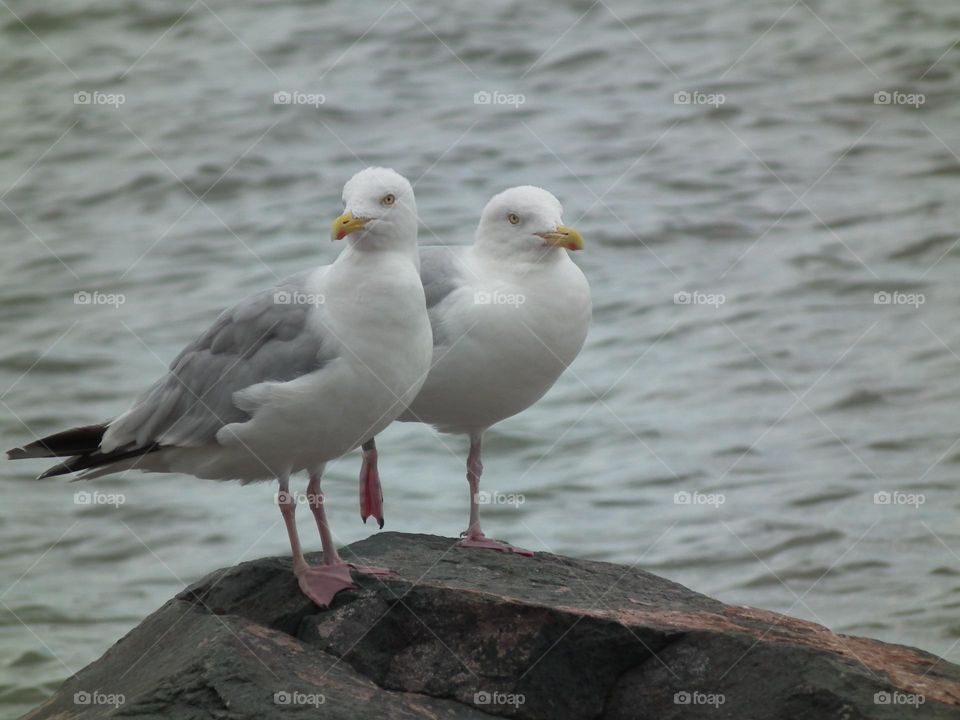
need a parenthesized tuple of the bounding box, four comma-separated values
(6, 448, 76, 478)
(6, 423, 109, 463)
(7, 443, 64, 461)
(37, 464, 73, 480)
(7, 447, 27, 460)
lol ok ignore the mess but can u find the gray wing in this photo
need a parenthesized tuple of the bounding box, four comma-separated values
(419, 245, 470, 347)
(105, 270, 337, 450)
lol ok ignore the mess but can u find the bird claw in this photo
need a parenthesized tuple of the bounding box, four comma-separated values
(296, 563, 396, 607)
(359, 453, 385, 528)
(348, 563, 395, 577)
(296, 564, 356, 607)
(457, 532, 534, 557)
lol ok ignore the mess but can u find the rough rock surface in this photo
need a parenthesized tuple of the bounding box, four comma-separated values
(24, 532, 960, 719)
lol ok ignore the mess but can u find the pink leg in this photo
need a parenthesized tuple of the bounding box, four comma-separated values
(457, 432, 534, 557)
(358, 438, 384, 528)
(277, 479, 355, 608)
(306, 471, 394, 579)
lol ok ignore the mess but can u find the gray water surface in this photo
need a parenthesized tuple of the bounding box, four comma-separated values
(2, 0, 960, 716)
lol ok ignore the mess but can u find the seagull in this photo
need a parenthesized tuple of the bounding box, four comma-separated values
(358, 186, 591, 555)
(7, 167, 434, 607)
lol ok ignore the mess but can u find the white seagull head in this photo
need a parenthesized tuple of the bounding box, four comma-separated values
(333, 167, 418, 250)
(475, 185, 584, 259)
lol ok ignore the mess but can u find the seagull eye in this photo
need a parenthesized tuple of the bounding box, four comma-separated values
(381, 193, 396, 206)
(507, 212, 521, 225)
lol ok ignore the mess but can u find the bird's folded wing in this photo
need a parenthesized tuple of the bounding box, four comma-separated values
(419, 245, 471, 347)
(102, 270, 337, 452)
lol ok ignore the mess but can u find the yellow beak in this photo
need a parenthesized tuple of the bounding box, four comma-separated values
(538, 224, 584, 251)
(331, 211, 369, 241)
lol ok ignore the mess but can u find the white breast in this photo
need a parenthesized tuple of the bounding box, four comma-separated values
(405, 251, 591, 434)
(219, 253, 433, 477)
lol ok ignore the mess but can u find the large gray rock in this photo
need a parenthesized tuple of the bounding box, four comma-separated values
(23, 533, 960, 719)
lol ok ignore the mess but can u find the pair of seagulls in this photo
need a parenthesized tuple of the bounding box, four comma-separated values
(7, 168, 592, 607)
